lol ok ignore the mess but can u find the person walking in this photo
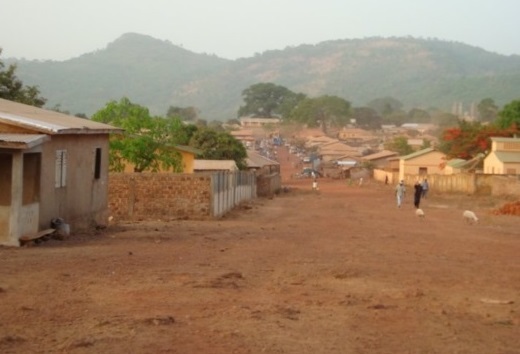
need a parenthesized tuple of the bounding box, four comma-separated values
(421, 178, 429, 198)
(395, 180, 406, 208)
(414, 180, 423, 208)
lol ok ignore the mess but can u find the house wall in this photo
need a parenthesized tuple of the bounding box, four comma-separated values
(399, 151, 446, 180)
(39, 134, 110, 231)
(484, 153, 502, 174)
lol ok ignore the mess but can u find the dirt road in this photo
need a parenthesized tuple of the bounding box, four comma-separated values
(1, 146, 519, 354)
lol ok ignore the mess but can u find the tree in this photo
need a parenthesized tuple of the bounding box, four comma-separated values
(384, 136, 414, 156)
(289, 95, 351, 133)
(438, 119, 519, 159)
(0, 49, 46, 107)
(495, 99, 520, 129)
(189, 128, 247, 169)
(408, 108, 430, 123)
(352, 107, 382, 130)
(166, 106, 198, 122)
(366, 97, 403, 116)
(92, 97, 188, 172)
(238, 83, 303, 118)
(477, 98, 498, 123)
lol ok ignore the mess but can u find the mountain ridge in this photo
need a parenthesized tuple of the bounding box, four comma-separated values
(9, 33, 520, 120)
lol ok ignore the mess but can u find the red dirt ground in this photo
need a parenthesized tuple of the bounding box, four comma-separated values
(1, 146, 519, 354)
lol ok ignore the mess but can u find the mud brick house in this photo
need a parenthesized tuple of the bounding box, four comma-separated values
(0, 98, 122, 246)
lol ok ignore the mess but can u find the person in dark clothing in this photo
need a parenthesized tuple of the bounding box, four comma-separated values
(413, 181, 423, 208)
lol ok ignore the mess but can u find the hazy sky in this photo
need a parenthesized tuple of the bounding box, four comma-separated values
(1, 0, 519, 61)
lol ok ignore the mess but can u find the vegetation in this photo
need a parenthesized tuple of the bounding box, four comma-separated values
(438, 99, 520, 159)
(9, 34, 520, 120)
(0, 49, 46, 107)
(92, 97, 190, 172)
(188, 128, 247, 170)
(384, 136, 414, 156)
(288, 95, 352, 133)
(238, 83, 305, 118)
(495, 99, 520, 129)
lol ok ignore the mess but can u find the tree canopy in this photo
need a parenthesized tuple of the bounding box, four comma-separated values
(189, 128, 247, 169)
(384, 136, 414, 156)
(0, 49, 46, 107)
(477, 98, 498, 123)
(92, 97, 189, 172)
(366, 97, 403, 117)
(238, 83, 305, 118)
(289, 95, 351, 132)
(438, 118, 520, 159)
(495, 99, 520, 129)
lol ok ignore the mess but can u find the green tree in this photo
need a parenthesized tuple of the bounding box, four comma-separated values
(189, 128, 247, 169)
(289, 95, 351, 133)
(495, 99, 520, 129)
(92, 97, 187, 172)
(238, 82, 302, 118)
(384, 136, 414, 156)
(166, 106, 198, 122)
(477, 98, 498, 123)
(0, 49, 46, 107)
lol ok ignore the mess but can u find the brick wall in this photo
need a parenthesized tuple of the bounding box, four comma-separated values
(108, 173, 212, 221)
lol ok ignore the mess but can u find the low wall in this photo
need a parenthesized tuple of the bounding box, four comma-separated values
(373, 169, 520, 197)
(109, 171, 256, 221)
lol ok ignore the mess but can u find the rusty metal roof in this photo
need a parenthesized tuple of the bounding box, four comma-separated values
(0, 98, 123, 135)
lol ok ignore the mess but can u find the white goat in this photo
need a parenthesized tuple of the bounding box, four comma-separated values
(463, 210, 479, 224)
(415, 208, 425, 218)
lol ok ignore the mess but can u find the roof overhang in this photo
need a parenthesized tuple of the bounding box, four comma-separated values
(0, 134, 50, 149)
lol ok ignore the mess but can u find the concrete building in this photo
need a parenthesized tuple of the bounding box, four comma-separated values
(483, 137, 520, 174)
(399, 147, 446, 181)
(0, 98, 122, 246)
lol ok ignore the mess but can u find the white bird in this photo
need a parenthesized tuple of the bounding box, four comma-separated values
(463, 210, 479, 224)
(415, 208, 425, 218)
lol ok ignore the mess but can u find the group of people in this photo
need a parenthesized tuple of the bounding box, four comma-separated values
(395, 178, 429, 208)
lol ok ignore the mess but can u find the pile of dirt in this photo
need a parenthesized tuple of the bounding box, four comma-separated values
(492, 201, 520, 216)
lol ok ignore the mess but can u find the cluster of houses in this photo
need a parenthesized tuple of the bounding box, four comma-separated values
(0, 100, 281, 246)
(230, 118, 520, 183)
(1, 100, 518, 247)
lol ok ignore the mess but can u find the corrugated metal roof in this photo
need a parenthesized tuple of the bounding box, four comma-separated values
(0, 134, 50, 149)
(246, 150, 279, 168)
(362, 150, 398, 161)
(194, 160, 238, 171)
(494, 151, 520, 163)
(491, 137, 520, 143)
(0, 98, 123, 135)
(401, 147, 437, 161)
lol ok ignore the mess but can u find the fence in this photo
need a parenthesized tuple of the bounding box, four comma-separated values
(108, 171, 256, 221)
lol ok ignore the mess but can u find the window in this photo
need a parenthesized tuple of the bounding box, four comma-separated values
(55, 149, 67, 188)
(94, 148, 102, 179)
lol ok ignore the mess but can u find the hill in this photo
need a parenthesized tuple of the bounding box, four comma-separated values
(8, 33, 520, 120)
